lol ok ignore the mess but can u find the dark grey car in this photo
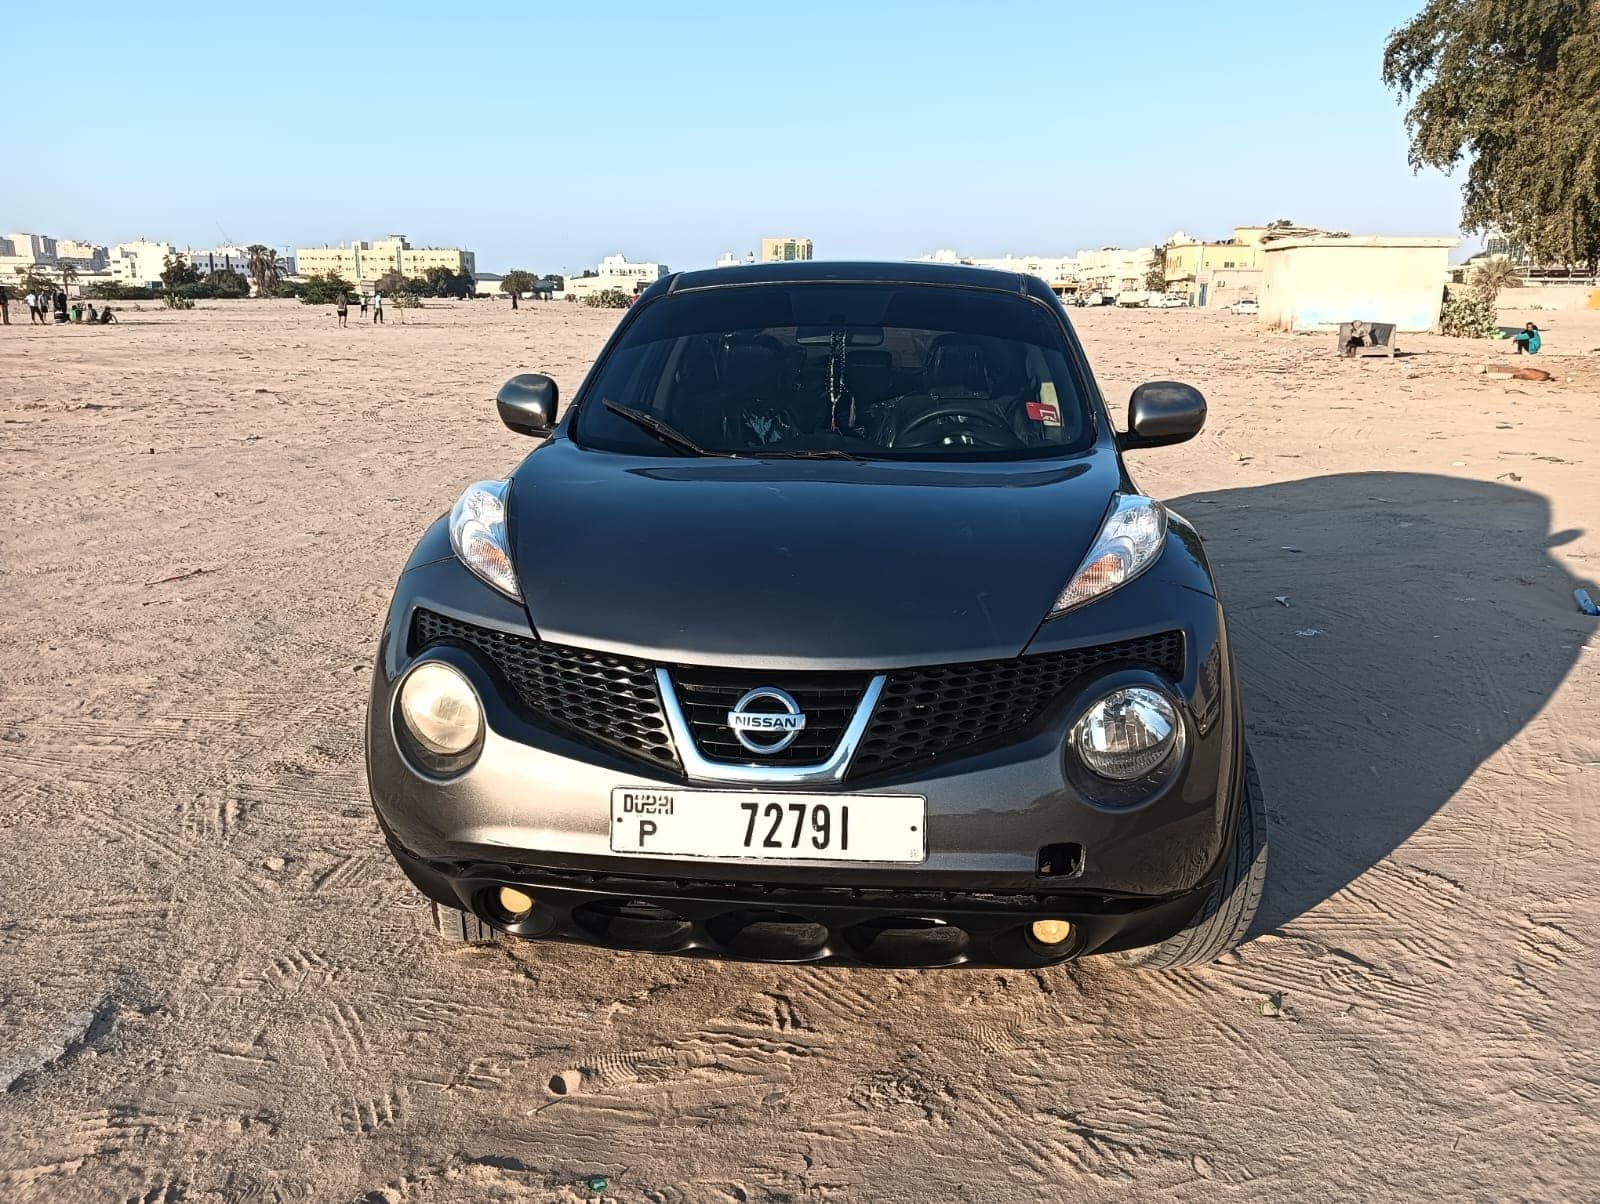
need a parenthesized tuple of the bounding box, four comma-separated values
(365, 261, 1266, 969)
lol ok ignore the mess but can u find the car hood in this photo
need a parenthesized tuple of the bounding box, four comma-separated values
(509, 441, 1120, 669)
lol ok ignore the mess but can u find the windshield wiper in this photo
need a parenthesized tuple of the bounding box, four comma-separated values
(603, 401, 726, 458)
(758, 448, 867, 461)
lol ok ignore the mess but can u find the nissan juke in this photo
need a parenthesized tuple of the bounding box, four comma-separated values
(365, 261, 1267, 969)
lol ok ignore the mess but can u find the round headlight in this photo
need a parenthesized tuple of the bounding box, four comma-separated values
(1072, 687, 1180, 780)
(398, 662, 483, 756)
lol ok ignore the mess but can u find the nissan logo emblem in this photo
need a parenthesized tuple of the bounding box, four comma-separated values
(726, 687, 807, 754)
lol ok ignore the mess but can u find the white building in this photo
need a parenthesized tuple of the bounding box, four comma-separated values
(917, 246, 1151, 296)
(111, 240, 177, 287)
(919, 249, 1082, 293)
(1071, 246, 1155, 296)
(565, 253, 667, 300)
(184, 245, 293, 279)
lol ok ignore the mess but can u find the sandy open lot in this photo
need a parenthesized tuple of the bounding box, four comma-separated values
(2, 297, 1597, 1202)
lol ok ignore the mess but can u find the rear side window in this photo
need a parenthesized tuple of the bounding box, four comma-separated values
(574, 283, 1093, 460)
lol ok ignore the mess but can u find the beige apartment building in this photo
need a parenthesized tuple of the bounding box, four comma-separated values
(56, 239, 109, 270)
(294, 234, 476, 283)
(760, 237, 813, 262)
(1164, 226, 1271, 305)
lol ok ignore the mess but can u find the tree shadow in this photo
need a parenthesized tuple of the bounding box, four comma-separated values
(1171, 472, 1594, 932)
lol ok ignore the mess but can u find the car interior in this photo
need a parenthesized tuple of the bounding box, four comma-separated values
(616, 325, 1084, 455)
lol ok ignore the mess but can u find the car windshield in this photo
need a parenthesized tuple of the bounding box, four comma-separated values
(572, 283, 1094, 460)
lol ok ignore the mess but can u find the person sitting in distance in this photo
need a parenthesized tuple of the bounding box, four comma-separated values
(1512, 322, 1541, 354)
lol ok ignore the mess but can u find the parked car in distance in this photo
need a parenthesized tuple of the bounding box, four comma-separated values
(1230, 297, 1260, 316)
(366, 260, 1266, 970)
(1148, 294, 1188, 309)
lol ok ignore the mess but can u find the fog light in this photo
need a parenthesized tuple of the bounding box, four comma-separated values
(1031, 919, 1073, 945)
(398, 662, 482, 756)
(497, 886, 534, 920)
(1072, 686, 1180, 780)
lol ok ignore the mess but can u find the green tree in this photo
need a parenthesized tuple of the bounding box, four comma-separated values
(160, 254, 201, 308)
(85, 281, 155, 301)
(1383, 2, 1600, 272)
(203, 269, 251, 299)
(296, 272, 356, 305)
(583, 287, 631, 309)
(246, 244, 281, 297)
(18, 265, 55, 296)
(1144, 244, 1168, 292)
(160, 253, 202, 291)
(500, 269, 536, 299)
(422, 264, 474, 298)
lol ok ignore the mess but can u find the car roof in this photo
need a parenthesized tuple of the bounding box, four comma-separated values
(666, 259, 1055, 302)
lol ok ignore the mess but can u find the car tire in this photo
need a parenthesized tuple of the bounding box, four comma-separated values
(1109, 747, 1267, 969)
(428, 900, 500, 945)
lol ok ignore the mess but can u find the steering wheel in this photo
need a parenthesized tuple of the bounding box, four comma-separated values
(890, 402, 1019, 449)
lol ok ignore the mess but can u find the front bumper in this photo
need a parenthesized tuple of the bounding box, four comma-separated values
(388, 841, 1221, 968)
(365, 540, 1244, 966)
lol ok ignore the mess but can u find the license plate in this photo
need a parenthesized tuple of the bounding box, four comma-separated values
(609, 788, 926, 863)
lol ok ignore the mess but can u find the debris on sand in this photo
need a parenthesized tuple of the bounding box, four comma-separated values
(144, 567, 209, 586)
(1259, 992, 1285, 1018)
(1576, 589, 1600, 617)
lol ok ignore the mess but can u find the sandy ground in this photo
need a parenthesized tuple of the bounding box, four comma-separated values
(1, 297, 1597, 1203)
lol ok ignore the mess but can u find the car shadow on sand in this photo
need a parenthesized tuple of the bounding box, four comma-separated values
(1171, 471, 1594, 933)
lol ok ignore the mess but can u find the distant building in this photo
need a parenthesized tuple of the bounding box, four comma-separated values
(473, 272, 505, 297)
(56, 239, 109, 271)
(185, 245, 266, 278)
(294, 234, 475, 283)
(917, 249, 1083, 296)
(0, 232, 57, 283)
(1259, 235, 1458, 332)
(1068, 247, 1154, 297)
(565, 253, 667, 300)
(110, 240, 177, 287)
(715, 251, 742, 269)
(4, 232, 57, 263)
(760, 237, 813, 263)
(1164, 227, 1268, 305)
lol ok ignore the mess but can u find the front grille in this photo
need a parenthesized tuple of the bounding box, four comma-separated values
(411, 610, 678, 769)
(670, 668, 870, 766)
(849, 631, 1184, 778)
(411, 610, 1181, 779)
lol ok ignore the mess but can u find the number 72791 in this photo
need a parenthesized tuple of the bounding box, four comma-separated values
(741, 800, 849, 852)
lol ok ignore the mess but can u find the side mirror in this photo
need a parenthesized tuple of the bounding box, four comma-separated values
(497, 373, 558, 437)
(1120, 381, 1206, 450)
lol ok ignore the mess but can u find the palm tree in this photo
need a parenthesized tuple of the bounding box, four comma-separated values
(246, 245, 281, 297)
(1468, 255, 1522, 302)
(59, 263, 79, 296)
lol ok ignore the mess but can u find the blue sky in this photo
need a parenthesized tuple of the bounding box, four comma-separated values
(6, 0, 1468, 273)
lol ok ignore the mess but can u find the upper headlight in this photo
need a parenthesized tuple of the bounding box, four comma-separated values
(1051, 493, 1167, 615)
(449, 479, 519, 599)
